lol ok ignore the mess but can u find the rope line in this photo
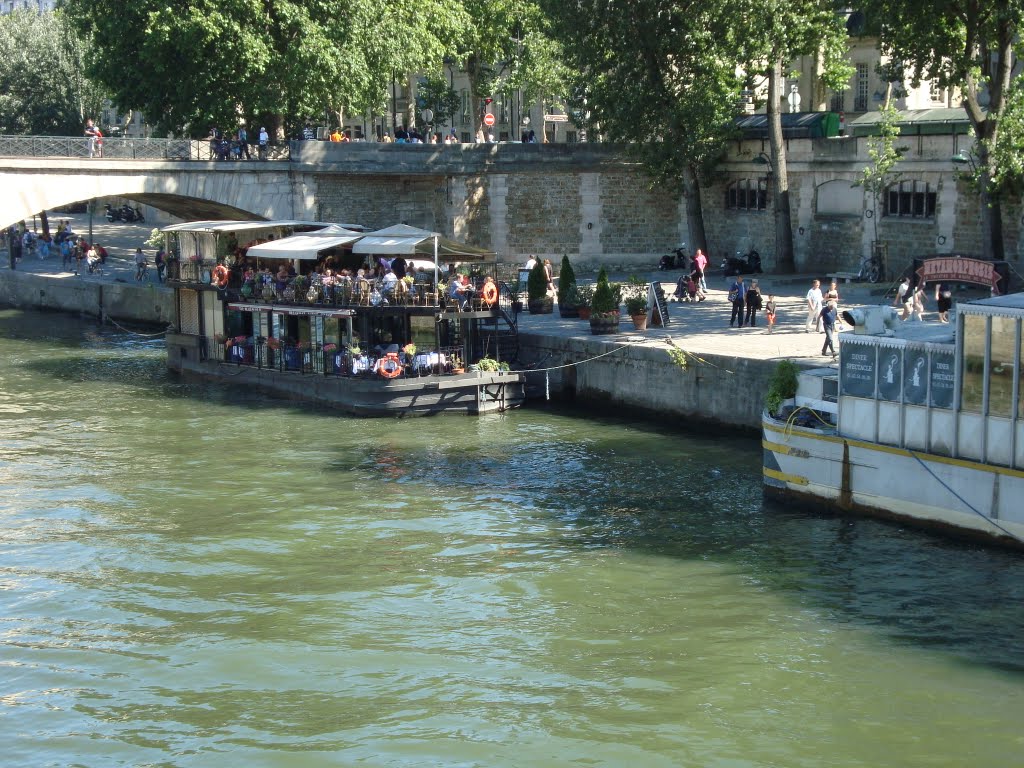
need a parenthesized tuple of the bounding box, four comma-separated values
(105, 316, 168, 338)
(665, 335, 735, 374)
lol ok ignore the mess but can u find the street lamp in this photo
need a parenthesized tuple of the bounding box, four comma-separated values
(753, 152, 774, 175)
(951, 152, 978, 172)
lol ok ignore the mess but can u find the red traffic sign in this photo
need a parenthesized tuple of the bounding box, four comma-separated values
(483, 112, 495, 127)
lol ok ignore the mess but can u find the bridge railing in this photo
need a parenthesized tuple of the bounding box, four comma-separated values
(0, 135, 290, 161)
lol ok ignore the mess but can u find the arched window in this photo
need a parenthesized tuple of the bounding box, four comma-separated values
(885, 180, 937, 219)
(725, 179, 767, 211)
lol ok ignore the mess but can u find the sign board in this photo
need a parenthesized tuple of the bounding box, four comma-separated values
(483, 113, 495, 127)
(648, 282, 670, 327)
(913, 256, 1005, 294)
(545, 114, 569, 122)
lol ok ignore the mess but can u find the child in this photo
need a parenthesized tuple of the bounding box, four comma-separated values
(765, 294, 777, 334)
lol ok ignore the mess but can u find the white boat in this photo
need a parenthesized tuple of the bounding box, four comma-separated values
(762, 292, 1024, 548)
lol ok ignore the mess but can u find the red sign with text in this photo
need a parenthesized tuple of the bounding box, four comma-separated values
(483, 113, 495, 127)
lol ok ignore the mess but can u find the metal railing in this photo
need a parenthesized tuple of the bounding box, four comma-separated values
(212, 338, 466, 379)
(0, 135, 290, 161)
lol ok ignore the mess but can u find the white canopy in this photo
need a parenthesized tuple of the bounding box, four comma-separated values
(352, 224, 495, 262)
(160, 220, 335, 234)
(246, 229, 364, 261)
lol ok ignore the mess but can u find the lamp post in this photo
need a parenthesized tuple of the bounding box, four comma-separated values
(951, 152, 978, 173)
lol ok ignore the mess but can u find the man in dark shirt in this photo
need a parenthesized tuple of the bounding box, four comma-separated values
(391, 256, 407, 279)
(821, 300, 838, 358)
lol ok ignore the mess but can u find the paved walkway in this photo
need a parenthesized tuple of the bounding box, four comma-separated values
(516, 271, 895, 365)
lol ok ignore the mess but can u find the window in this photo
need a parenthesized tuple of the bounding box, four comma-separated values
(989, 316, 1017, 417)
(726, 179, 768, 211)
(960, 315, 986, 413)
(829, 90, 845, 112)
(885, 180, 937, 219)
(460, 90, 470, 126)
(855, 64, 869, 112)
(930, 80, 946, 103)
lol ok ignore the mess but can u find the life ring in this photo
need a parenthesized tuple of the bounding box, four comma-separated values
(481, 282, 498, 306)
(212, 264, 229, 288)
(378, 352, 403, 379)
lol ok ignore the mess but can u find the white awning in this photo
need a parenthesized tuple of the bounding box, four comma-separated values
(352, 224, 495, 262)
(161, 220, 336, 234)
(246, 232, 362, 261)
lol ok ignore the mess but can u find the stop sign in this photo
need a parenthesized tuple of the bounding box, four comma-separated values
(483, 113, 495, 127)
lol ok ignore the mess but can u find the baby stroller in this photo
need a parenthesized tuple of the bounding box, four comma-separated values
(673, 272, 706, 302)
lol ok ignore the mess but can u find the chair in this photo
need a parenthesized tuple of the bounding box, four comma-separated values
(355, 281, 372, 306)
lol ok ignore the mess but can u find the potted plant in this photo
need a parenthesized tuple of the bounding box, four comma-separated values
(625, 293, 649, 330)
(449, 352, 464, 374)
(573, 285, 594, 320)
(527, 260, 553, 314)
(589, 267, 620, 334)
(557, 255, 578, 318)
(765, 360, 799, 416)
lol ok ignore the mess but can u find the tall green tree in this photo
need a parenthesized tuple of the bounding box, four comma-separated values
(62, 0, 469, 137)
(735, 0, 854, 273)
(456, 0, 569, 140)
(859, 0, 1022, 260)
(0, 9, 107, 135)
(543, 0, 742, 254)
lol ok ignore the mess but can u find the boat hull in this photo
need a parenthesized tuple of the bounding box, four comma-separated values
(762, 412, 1024, 548)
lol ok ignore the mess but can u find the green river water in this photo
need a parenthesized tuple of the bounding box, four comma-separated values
(1, 308, 1023, 767)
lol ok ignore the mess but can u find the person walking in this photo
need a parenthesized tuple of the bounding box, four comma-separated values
(744, 279, 763, 327)
(894, 276, 912, 321)
(821, 300, 838, 358)
(728, 275, 747, 327)
(805, 279, 823, 332)
(765, 294, 778, 334)
(258, 127, 269, 160)
(935, 282, 952, 323)
(825, 279, 844, 330)
(134, 247, 147, 281)
(238, 126, 251, 159)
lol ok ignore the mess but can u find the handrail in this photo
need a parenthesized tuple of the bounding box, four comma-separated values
(0, 135, 290, 161)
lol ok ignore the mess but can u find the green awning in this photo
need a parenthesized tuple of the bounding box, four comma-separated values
(848, 108, 972, 137)
(734, 112, 840, 139)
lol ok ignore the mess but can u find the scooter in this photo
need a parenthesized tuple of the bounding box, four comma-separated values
(119, 204, 142, 223)
(658, 246, 688, 271)
(721, 248, 762, 277)
(104, 203, 122, 223)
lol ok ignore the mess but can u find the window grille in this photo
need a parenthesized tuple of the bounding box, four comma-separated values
(884, 180, 937, 219)
(726, 179, 768, 211)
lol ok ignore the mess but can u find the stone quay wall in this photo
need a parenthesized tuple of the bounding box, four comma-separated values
(516, 331, 772, 432)
(0, 270, 175, 326)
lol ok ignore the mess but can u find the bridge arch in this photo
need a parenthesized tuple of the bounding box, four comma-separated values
(1, 160, 297, 229)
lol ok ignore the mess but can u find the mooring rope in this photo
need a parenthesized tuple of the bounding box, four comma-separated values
(105, 316, 168, 338)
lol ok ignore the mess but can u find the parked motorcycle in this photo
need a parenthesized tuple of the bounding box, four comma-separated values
(721, 248, 762, 277)
(658, 246, 688, 271)
(104, 203, 122, 223)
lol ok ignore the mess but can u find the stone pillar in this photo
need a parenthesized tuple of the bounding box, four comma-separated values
(489, 174, 509, 259)
(936, 176, 956, 254)
(579, 173, 601, 263)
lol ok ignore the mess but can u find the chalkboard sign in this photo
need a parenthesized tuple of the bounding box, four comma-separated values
(649, 282, 670, 327)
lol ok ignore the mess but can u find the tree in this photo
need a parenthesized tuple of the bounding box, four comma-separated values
(859, 0, 1022, 260)
(855, 99, 904, 245)
(62, 0, 470, 137)
(736, 0, 854, 273)
(542, 0, 742, 254)
(989, 74, 1024, 197)
(455, 0, 569, 140)
(0, 10, 107, 135)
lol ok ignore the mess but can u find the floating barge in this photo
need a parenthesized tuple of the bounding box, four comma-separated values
(762, 289, 1024, 547)
(163, 220, 524, 416)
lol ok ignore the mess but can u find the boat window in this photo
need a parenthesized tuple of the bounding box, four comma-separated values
(988, 316, 1016, 417)
(1020, 329, 1024, 420)
(960, 314, 986, 413)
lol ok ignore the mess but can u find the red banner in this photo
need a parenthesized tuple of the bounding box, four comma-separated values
(916, 257, 1002, 294)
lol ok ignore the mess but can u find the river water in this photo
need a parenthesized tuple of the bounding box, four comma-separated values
(1, 308, 1023, 767)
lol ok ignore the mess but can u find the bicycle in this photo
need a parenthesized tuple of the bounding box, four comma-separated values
(135, 260, 149, 282)
(854, 252, 883, 283)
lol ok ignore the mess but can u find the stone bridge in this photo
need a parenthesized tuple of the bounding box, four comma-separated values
(6, 138, 1015, 271)
(2, 142, 687, 270)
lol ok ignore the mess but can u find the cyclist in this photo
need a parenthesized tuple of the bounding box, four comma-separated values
(134, 247, 148, 281)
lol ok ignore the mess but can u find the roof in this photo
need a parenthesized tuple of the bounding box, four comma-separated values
(848, 108, 971, 137)
(352, 224, 496, 262)
(160, 220, 335, 234)
(963, 293, 1024, 312)
(246, 230, 364, 260)
(734, 111, 840, 139)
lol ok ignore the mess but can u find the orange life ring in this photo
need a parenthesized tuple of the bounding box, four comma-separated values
(379, 352, 403, 379)
(481, 282, 498, 306)
(212, 264, 229, 288)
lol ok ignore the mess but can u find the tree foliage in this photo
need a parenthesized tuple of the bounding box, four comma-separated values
(859, 0, 1023, 258)
(0, 10, 107, 135)
(855, 101, 904, 241)
(62, 0, 470, 136)
(990, 75, 1024, 196)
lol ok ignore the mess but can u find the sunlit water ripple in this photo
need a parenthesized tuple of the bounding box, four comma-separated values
(1, 308, 1022, 767)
